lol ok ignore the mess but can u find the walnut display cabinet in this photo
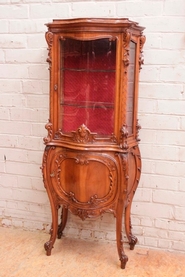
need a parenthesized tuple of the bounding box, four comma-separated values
(42, 18, 145, 269)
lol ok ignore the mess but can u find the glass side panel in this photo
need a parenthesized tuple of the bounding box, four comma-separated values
(60, 38, 116, 135)
(126, 40, 136, 135)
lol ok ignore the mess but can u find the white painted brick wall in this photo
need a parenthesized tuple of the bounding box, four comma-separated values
(0, 0, 185, 253)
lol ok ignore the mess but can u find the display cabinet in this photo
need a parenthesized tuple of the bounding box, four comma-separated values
(42, 18, 145, 269)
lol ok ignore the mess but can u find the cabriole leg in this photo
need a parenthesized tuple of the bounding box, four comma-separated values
(44, 204, 58, 256)
(116, 200, 128, 269)
(58, 206, 68, 239)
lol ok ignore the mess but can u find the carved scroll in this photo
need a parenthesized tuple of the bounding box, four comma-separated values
(43, 120, 53, 144)
(45, 31, 53, 70)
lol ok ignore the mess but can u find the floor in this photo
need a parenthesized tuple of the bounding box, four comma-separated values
(0, 227, 185, 277)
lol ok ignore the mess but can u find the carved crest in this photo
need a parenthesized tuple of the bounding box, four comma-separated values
(72, 124, 96, 143)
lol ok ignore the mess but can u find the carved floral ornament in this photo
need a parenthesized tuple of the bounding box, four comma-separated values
(122, 30, 131, 71)
(139, 35, 146, 70)
(45, 31, 53, 70)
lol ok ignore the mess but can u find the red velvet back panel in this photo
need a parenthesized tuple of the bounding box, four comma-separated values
(60, 38, 116, 135)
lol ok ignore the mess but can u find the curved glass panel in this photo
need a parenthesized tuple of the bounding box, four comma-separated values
(60, 38, 116, 135)
(126, 40, 136, 135)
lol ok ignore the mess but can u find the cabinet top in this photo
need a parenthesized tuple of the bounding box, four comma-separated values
(46, 18, 145, 34)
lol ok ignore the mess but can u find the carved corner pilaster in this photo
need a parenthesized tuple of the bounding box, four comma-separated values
(120, 124, 129, 150)
(43, 120, 53, 144)
(139, 35, 146, 71)
(122, 30, 131, 73)
(45, 31, 53, 70)
(136, 119, 141, 142)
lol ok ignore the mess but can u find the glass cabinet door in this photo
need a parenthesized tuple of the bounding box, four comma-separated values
(59, 38, 116, 135)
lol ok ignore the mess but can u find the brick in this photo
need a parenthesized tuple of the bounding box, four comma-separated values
(6, 161, 41, 177)
(80, 229, 93, 239)
(175, 207, 185, 221)
(30, 4, 70, 19)
(11, 219, 23, 228)
(141, 144, 179, 161)
(144, 50, 182, 65)
(71, 2, 115, 17)
(0, 49, 5, 63)
(26, 95, 48, 109)
(10, 108, 48, 123)
(163, 0, 185, 16)
(139, 83, 184, 100)
(134, 188, 152, 202)
(140, 217, 153, 227)
(23, 220, 45, 231)
(0, 121, 31, 135)
(0, 34, 26, 49)
(144, 237, 158, 248)
(140, 174, 179, 191)
(0, 173, 18, 188)
(138, 16, 185, 32)
(158, 239, 171, 249)
(169, 231, 185, 241)
(139, 66, 159, 82)
(155, 161, 184, 177)
(156, 130, 185, 147)
(160, 66, 185, 82)
(12, 188, 47, 204)
(17, 136, 43, 150)
(153, 191, 185, 207)
(0, 108, 10, 120)
(172, 241, 185, 252)
(161, 33, 185, 50)
(0, 187, 13, 200)
(132, 202, 174, 220)
(0, 64, 29, 79)
(5, 49, 46, 63)
(0, 5, 29, 19)
(117, 1, 163, 17)
(27, 34, 46, 48)
(0, 135, 18, 148)
(0, 80, 21, 93)
(28, 65, 48, 80)
(2, 218, 12, 227)
(9, 19, 46, 34)
(139, 98, 157, 113)
(179, 178, 185, 192)
(32, 123, 48, 137)
(139, 114, 179, 130)
(22, 80, 49, 94)
(143, 33, 161, 50)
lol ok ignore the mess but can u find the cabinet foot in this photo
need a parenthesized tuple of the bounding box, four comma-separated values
(129, 235, 138, 250)
(120, 254, 128, 269)
(44, 241, 53, 256)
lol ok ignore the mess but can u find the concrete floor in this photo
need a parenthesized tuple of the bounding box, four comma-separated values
(0, 227, 185, 277)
